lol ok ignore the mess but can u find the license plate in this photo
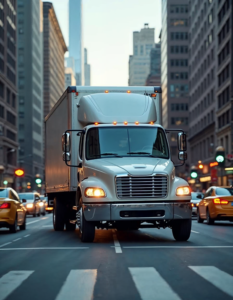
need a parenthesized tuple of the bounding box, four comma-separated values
(231, 202, 233, 206)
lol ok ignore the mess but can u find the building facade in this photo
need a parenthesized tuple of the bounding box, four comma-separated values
(129, 24, 155, 86)
(65, 67, 76, 88)
(17, 0, 44, 191)
(43, 2, 67, 119)
(216, 0, 232, 185)
(84, 48, 91, 86)
(69, 0, 83, 85)
(145, 43, 161, 86)
(0, 0, 18, 187)
(161, 0, 189, 174)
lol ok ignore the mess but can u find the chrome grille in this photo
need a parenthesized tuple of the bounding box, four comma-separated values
(116, 175, 168, 199)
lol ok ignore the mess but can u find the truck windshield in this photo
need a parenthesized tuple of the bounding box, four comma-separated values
(86, 127, 169, 160)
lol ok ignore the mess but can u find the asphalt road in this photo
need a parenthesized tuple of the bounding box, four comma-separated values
(0, 215, 233, 300)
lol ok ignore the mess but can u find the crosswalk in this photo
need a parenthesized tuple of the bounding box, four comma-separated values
(0, 266, 232, 300)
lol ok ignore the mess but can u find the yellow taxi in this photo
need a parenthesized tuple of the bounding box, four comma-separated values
(0, 187, 27, 233)
(197, 186, 233, 225)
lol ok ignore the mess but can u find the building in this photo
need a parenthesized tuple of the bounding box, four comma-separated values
(188, 0, 218, 189)
(145, 43, 161, 86)
(216, 0, 232, 185)
(65, 67, 76, 88)
(0, 0, 18, 187)
(43, 2, 68, 119)
(84, 48, 91, 86)
(161, 0, 189, 174)
(129, 24, 155, 86)
(69, 0, 83, 85)
(17, 0, 44, 191)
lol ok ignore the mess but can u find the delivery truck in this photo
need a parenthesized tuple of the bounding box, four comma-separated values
(45, 86, 191, 242)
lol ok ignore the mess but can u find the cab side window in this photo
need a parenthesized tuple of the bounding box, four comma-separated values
(79, 133, 84, 160)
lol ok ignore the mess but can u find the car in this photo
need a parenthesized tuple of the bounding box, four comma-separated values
(191, 192, 204, 215)
(18, 192, 41, 217)
(0, 187, 27, 233)
(197, 186, 233, 224)
(40, 195, 48, 213)
(38, 195, 47, 216)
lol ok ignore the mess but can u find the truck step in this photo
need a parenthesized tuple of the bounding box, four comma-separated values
(69, 220, 77, 224)
(72, 206, 78, 211)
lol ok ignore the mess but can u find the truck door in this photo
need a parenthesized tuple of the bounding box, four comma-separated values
(78, 132, 85, 182)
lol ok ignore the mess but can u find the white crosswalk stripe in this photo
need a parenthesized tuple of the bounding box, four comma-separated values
(55, 270, 97, 300)
(129, 267, 181, 300)
(189, 266, 233, 297)
(0, 271, 34, 300)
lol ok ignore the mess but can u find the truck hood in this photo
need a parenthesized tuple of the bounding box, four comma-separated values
(85, 157, 171, 176)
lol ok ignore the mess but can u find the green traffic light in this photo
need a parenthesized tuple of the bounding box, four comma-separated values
(35, 178, 42, 184)
(191, 171, 198, 179)
(216, 155, 224, 163)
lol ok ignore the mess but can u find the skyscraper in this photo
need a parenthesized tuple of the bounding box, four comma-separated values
(84, 48, 91, 86)
(0, 0, 18, 187)
(129, 24, 155, 86)
(43, 2, 68, 118)
(69, 0, 83, 85)
(17, 0, 44, 190)
(161, 0, 189, 171)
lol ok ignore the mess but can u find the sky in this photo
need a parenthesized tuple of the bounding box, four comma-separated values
(44, 0, 162, 86)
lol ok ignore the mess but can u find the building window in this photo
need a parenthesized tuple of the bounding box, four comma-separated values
(170, 84, 189, 97)
(12, 94, 16, 108)
(171, 103, 188, 111)
(134, 45, 138, 55)
(0, 104, 4, 118)
(7, 88, 10, 104)
(170, 5, 188, 13)
(170, 19, 188, 27)
(0, 81, 4, 98)
(7, 129, 16, 141)
(7, 111, 16, 125)
(171, 117, 188, 126)
(171, 72, 188, 80)
(140, 45, 143, 55)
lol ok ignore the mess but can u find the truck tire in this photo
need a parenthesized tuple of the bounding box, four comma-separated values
(78, 207, 95, 243)
(53, 197, 65, 231)
(65, 208, 76, 231)
(172, 219, 191, 241)
(206, 208, 215, 225)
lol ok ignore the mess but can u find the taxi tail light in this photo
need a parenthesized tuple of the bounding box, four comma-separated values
(0, 203, 11, 209)
(213, 198, 229, 205)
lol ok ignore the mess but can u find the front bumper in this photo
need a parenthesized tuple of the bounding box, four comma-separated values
(82, 202, 192, 221)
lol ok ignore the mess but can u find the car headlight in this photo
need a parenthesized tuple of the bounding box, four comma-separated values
(84, 188, 106, 198)
(176, 186, 190, 196)
(26, 204, 33, 208)
(39, 202, 44, 207)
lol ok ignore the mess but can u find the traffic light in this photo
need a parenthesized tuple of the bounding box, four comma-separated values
(190, 169, 198, 179)
(215, 146, 225, 168)
(35, 178, 42, 185)
(198, 162, 204, 170)
(15, 169, 25, 177)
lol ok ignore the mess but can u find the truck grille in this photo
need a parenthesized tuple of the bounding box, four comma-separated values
(116, 175, 168, 199)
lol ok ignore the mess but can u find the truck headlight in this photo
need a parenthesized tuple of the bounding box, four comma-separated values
(26, 204, 33, 208)
(85, 188, 106, 198)
(176, 186, 190, 196)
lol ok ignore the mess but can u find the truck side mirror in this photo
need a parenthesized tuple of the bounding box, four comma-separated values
(62, 133, 71, 152)
(22, 199, 26, 203)
(178, 151, 187, 161)
(177, 133, 187, 151)
(63, 152, 71, 161)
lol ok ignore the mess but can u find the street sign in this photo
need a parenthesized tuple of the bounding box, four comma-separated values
(211, 169, 218, 182)
(227, 154, 233, 161)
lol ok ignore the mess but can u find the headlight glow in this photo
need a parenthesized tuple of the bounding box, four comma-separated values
(85, 188, 106, 198)
(39, 202, 44, 207)
(26, 204, 33, 208)
(176, 186, 190, 196)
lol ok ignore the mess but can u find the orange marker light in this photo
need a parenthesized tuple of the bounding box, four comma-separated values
(210, 162, 218, 167)
(124, 121, 128, 125)
(94, 122, 99, 126)
(151, 93, 156, 97)
(113, 121, 117, 125)
(105, 90, 109, 93)
(76, 92, 79, 96)
(150, 121, 154, 125)
(135, 121, 139, 125)
(127, 90, 131, 93)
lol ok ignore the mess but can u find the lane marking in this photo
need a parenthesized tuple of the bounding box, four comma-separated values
(42, 225, 53, 227)
(13, 238, 21, 242)
(55, 270, 97, 300)
(191, 230, 199, 234)
(24, 235, 30, 238)
(41, 217, 48, 220)
(0, 270, 34, 300)
(123, 246, 233, 249)
(129, 267, 181, 300)
(0, 247, 89, 251)
(26, 220, 40, 225)
(189, 266, 233, 297)
(0, 242, 12, 248)
(112, 230, 122, 253)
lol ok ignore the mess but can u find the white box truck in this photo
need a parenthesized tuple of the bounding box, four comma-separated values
(45, 86, 191, 242)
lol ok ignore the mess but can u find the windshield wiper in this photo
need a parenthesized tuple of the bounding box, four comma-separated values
(127, 152, 153, 155)
(92, 153, 122, 158)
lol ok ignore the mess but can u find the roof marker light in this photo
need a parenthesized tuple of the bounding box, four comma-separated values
(76, 92, 79, 96)
(150, 121, 154, 125)
(94, 122, 99, 126)
(105, 90, 109, 93)
(151, 93, 157, 97)
(124, 121, 128, 125)
(127, 90, 131, 93)
(135, 121, 139, 125)
(113, 121, 117, 125)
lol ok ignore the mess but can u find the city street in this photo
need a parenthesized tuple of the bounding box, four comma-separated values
(0, 215, 233, 300)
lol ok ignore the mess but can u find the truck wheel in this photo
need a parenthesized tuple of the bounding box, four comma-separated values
(172, 219, 191, 241)
(53, 197, 65, 231)
(206, 208, 214, 225)
(77, 207, 95, 243)
(197, 208, 204, 223)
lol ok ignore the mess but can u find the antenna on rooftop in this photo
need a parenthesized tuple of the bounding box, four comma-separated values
(144, 23, 149, 28)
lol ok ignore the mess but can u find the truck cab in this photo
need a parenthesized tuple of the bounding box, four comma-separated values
(45, 86, 191, 242)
